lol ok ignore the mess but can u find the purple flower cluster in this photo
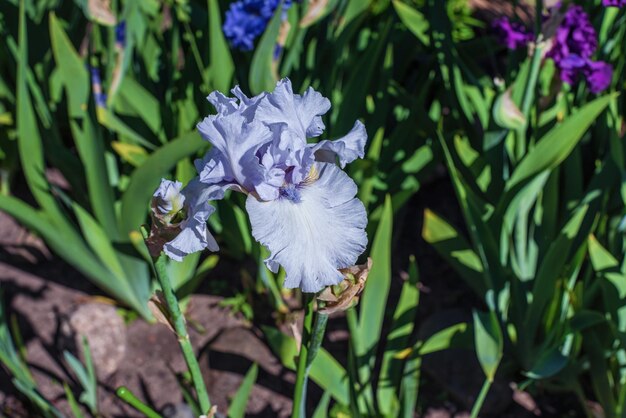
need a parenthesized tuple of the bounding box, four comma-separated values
(493, 17, 534, 50)
(603, 0, 626, 7)
(223, 0, 291, 51)
(493, 5, 613, 93)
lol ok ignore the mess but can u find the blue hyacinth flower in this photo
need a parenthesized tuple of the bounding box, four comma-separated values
(223, 0, 293, 51)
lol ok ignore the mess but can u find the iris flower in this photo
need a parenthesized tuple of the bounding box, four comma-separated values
(152, 179, 220, 262)
(189, 78, 368, 293)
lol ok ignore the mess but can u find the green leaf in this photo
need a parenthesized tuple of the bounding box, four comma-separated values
(227, 364, 258, 418)
(17, 3, 63, 221)
(96, 107, 156, 150)
(111, 141, 148, 167)
(64, 352, 91, 395)
(472, 311, 502, 381)
(69, 117, 119, 239)
(249, 4, 283, 94)
(120, 131, 206, 238)
(337, 0, 371, 35)
(418, 323, 469, 356)
(311, 392, 331, 418)
(392, 1, 429, 45)
(377, 255, 419, 414)
(506, 94, 616, 192)
(399, 352, 420, 418)
(64, 383, 86, 418)
(208, 0, 234, 93)
(524, 349, 568, 379)
(49, 13, 89, 118)
(525, 205, 588, 337)
(588, 234, 620, 272)
(116, 77, 162, 136)
(72, 202, 126, 281)
(262, 326, 349, 405)
(358, 195, 392, 365)
(422, 209, 485, 296)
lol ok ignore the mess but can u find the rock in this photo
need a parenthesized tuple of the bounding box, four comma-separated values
(69, 303, 127, 378)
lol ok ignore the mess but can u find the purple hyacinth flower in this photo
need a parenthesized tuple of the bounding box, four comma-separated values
(584, 60, 613, 94)
(603, 0, 626, 7)
(559, 54, 587, 84)
(492, 17, 534, 50)
(547, 5, 597, 68)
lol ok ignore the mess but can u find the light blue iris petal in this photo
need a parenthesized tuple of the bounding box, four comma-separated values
(254, 152, 286, 201)
(197, 112, 272, 191)
(164, 180, 220, 262)
(256, 78, 331, 143)
(246, 162, 367, 293)
(153, 179, 185, 215)
(207, 90, 239, 115)
(312, 120, 367, 168)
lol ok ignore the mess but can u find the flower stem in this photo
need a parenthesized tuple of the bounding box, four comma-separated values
(469, 378, 492, 418)
(291, 296, 328, 418)
(153, 252, 212, 414)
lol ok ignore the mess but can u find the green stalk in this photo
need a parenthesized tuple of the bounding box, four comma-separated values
(116, 387, 162, 418)
(469, 378, 492, 418)
(152, 253, 212, 414)
(345, 308, 375, 415)
(291, 296, 329, 418)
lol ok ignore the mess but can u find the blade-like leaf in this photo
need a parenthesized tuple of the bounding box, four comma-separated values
(72, 202, 126, 281)
(69, 117, 119, 239)
(49, 13, 89, 118)
(506, 94, 616, 191)
(422, 209, 485, 296)
(472, 311, 502, 381)
(208, 0, 234, 93)
(227, 364, 258, 418)
(392, 1, 429, 45)
(377, 256, 419, 414)
(249, 4, 283, 94)
(358, 195, 392, 363)
(17, 4, 63, 221)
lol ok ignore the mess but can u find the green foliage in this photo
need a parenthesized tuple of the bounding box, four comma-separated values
(64, 338, 98, 415)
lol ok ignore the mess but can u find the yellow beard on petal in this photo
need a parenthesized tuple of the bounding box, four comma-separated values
(301, 163, 320, 186)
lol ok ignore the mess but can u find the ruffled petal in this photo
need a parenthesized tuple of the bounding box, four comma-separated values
(197, 112, 272, 191)
(153, 179, 185, 216)
(207, 91, 239, 115)
(246, 162, 367, 293)
(163, 180, 220, 262)
(256, 79, 330, 143)
(312, 120, 367, 168)
(254, 152, 286, 201)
